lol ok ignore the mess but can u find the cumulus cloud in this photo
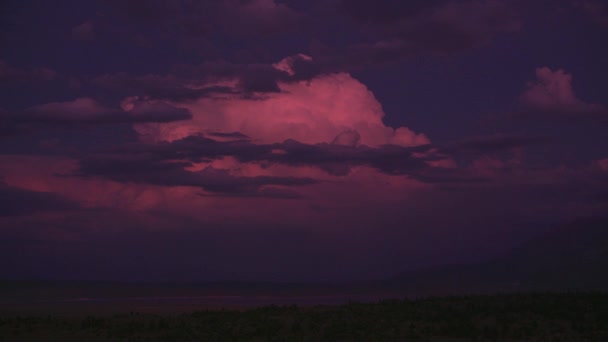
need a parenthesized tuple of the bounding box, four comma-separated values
(134, 63, 430, 148)
(6, 97, 192, 124)
(519, 67, 603, 113)
(332, 130, 361, 147)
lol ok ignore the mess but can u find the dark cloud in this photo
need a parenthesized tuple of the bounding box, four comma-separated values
(0, 182, 78, 217)
(92, 0, 522, 65)
(394, 0, 520, 52)
(332, 130, 361, 147)
(165, 136, 432, 176)
(89, 0, 524, 90)
(172, 60, 297, 93)
(337, 0, 441, 25)
(139, 135, 271, 162)
(3, 98, 192, 124)
(85, 1, 526, 102)
(101, 0, 305, 41)
(89, 135, 437, 179)
(443, 135, 547, 154)
(206, 131, 251, 140)
(305, 0, 522, 71)
(93, 73, 237, 101)
(337, 0, 520, 38)
(91, 59, 306, 100)
(514, 107, 608, 126)
(76, 154, 316, 196)
(238, 71, 282, 93)
(200, 186, 304, 199)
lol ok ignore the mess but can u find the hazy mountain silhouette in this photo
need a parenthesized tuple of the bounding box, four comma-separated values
(2, 217, 607, 311)
(388, 217, 608, 296)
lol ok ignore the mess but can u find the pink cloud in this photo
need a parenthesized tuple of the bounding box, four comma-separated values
(0, 54, 437, 224)
(135, 58, 429, 148)
(0, 154, 430, 227)
(519, 67, 602, 112)
(0, 155, 232, 217)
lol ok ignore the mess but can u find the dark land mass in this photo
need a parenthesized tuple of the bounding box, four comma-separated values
(1, 292, 607, 341)
(1, 218, 607, 339)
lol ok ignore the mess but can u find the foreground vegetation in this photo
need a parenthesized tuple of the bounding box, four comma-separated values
(1, 292, 607, 341)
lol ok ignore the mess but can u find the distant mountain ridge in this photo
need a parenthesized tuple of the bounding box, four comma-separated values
(2, 217, 607, 304)
(388, 217, 608, 296)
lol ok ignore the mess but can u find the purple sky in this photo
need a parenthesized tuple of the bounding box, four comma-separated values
(1, 0, 607, 282)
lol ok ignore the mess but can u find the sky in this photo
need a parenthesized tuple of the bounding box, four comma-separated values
(1, 0, 607, 283)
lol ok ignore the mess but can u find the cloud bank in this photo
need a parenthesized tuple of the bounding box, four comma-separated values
(4, 98, 192, 124)
(135, 61, 430, 148)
